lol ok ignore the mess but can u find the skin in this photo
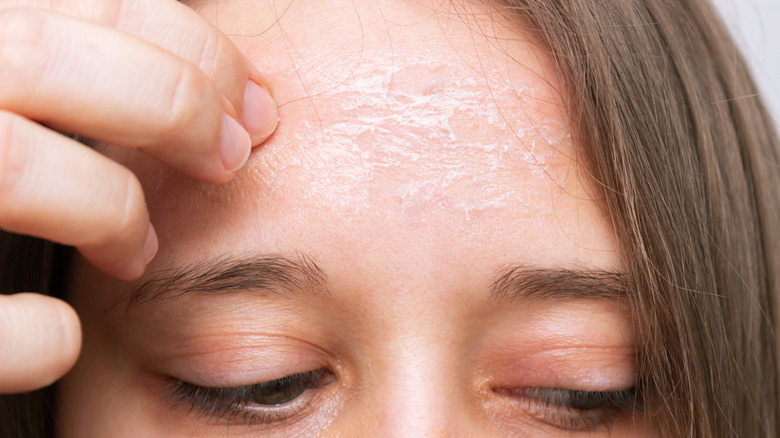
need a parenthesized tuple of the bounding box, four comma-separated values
(58, 0, 646, 436)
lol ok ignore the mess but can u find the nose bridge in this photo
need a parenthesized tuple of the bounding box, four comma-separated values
(342, 237, 469, 437)
(371, 335, 459, 438)
(365, 280, 466, 438)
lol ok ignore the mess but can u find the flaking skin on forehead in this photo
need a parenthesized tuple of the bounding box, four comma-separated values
(243, 55, 572, 220)
(210, 0, 581, 219)
(124, 0, 602, 256)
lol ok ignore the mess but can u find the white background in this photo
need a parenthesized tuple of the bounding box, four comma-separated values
(711, 0, 780, 127)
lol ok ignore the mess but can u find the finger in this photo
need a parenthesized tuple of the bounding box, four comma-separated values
(0, 0, 279, 145)
(0, 293, 81, 393)
(0, 111, 156, 280)
(0, 9, 257, 183)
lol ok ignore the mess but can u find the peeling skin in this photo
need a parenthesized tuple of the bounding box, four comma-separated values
(114, 0, 601, 267)
(235, 10, 573, 218)
(260, 56, 570, 220)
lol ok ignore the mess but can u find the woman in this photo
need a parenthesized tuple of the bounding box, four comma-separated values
(1, 0, 778, 436)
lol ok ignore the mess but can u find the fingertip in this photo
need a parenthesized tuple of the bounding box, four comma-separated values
(143, 222, 159, 265)
(220, 113, 252, 172)
(80, 249, 144, 282)
(78, 222, 153, 281)
(0, 294, 82, 393)
(242, 81, 279, 145)
(246, 62, 266, 84)
(52, 297, 82, 381)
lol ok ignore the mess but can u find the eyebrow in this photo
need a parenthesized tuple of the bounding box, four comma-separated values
(127, 253, 627, 308)
(127, 252, 328, 308)
(489, 265, 627, 302)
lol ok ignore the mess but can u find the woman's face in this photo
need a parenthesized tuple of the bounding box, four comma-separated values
(57, 0, 645, 436)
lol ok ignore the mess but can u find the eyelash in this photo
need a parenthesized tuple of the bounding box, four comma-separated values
(496, 386, 640, 431)
(164, 369, 333, 426)
(165, 372, 638, 432)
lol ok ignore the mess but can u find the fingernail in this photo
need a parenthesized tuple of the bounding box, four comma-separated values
(143, 223, 158, 265)
(242, 81, 279, 144)
(220, 114, 251, 172)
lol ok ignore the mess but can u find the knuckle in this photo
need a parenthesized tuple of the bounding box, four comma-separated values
(81, 0, 122, 27)
(198, 33, 249, 104)
(0, 9, 50, 96)
(155, 64, 213, 141)
(0, 112, 32, 206)
(191, 27, 224, 79)
(183, 19, 246, 83)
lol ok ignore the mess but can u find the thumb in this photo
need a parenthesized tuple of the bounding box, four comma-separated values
(0, 293, 81, 393)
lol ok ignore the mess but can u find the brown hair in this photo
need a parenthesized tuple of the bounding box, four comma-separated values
(502, 0, 780, 435)
(2, 0, 779, 436)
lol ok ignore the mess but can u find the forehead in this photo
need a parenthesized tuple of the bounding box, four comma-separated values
(137, 0, 616, 272)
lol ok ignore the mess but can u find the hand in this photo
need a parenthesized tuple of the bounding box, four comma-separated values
(0, 0, 279, 393)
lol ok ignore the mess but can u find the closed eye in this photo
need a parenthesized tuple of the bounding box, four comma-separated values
(495, 386, 641, 432)
(164, 369, 335, 425)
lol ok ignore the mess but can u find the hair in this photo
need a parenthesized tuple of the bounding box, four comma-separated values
(500, 0, 780, 435)
(2, 0, 779, 436)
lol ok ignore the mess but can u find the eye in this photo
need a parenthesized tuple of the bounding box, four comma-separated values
(495, 386, 640, 432)
(165, 369, 335, 425)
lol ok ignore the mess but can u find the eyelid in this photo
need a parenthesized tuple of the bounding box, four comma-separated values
(476, 301, 637, 392)
(481, 344, 637, 392)
(153, 335, 333, 388)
